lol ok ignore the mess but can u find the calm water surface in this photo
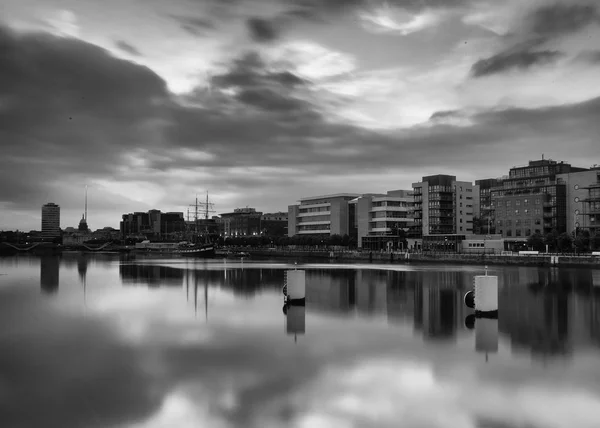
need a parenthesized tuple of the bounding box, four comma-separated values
(2, 254, 600, 428)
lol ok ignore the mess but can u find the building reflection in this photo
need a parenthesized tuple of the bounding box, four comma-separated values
(498, 267, 600, 359)
(116, 261, 600, 354)
(40, 256, 60, 294)
(119, 264, 185, 287)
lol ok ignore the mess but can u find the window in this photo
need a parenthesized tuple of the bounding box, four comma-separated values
(524, 199, 529, 205)
(535, 198, 541, 205)
(516, 229, 522, 237)
(526, 229, 531, 236)
(507, 230, 512, 237)
(535, 219, 541, 225)
(507, 201, 512, 207)
(524, 209, 529, 215)
(515, 209, 519, 216)
(497, 220, 503, 226)
(516, 200, 521, 206)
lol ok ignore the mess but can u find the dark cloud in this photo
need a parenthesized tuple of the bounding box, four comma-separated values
(0, 25, 169, 208)
(247, 17, 279, 42)
(471, 39, 563, 77)
(171, 15, 216, 36)
(530, 3, 600, 37)
(114, 39, 142, 56)
(208, 51, 309, 112)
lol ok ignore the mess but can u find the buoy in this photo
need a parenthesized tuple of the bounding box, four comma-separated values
(286, 269, 305, 303)
(473, 274, 498, 314)
(464, 290, 475, 309)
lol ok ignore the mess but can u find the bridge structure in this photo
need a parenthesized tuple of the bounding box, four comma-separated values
(1, 242, 42, 251)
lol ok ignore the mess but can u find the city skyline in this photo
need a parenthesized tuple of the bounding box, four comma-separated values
(1, 0, 600, 231)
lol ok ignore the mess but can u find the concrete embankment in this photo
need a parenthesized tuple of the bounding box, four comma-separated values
(244, 249, 600, 268)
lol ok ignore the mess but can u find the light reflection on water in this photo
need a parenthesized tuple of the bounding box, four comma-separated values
(1, 253, 600, 428)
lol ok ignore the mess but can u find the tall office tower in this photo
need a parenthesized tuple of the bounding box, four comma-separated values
(41, 203, 61, 241)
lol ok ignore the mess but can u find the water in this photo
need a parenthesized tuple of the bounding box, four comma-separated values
(1, 254, 600, 428)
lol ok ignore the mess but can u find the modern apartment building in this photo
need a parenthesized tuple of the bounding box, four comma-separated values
(557, 168, 600, 235)
(475, 178, 502, 234)
(412, 175, 477, 237)
(491, 159, 588, 238)
(288, 193, 360, 237)
(352, 189, 414, 250)
(41, 202, 61, 240)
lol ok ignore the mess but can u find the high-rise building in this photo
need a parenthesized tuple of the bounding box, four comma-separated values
(352, 189, 414, 250)
(41, 203, 61, 241)
(288, 193, 360, 237)
(411, 175, 477, 241)
(491, 159, 588, 238)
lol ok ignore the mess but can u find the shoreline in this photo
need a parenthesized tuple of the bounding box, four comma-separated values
(241, 248, 600, 269)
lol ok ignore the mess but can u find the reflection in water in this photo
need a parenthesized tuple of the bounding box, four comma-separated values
(120, 264, 185, 287)
(40, 256, 60, 294)
(286, 305, 305, 342)
(37, 256, 600, 358)
(7, 256, 600, 428)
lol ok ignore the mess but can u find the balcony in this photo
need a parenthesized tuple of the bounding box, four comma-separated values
(370, 206, 410, 212)
(369, 217, 415, 223)
(297, 211, 331, 217)
(543, 202, 553, 207)
(543, 212, 554, 218)
(297, 220, 330, 226)
(370, 227, 392, 233)
(297, 229, 330, 234)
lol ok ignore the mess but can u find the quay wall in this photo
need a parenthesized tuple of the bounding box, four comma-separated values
(244, 248, 600, 268)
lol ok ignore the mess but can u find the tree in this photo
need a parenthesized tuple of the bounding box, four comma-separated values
(591, 232, 600, 251)
(556, 232, 573, 252)
(573, 230, 590, 253)
(527, 232, 545, 252)
(544, 230, 559, 252)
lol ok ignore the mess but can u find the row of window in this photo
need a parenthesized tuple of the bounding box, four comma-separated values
(496, 208, 543, 216)
(500, 229, 542, 237)
(298, 206, 329, 214)
(498, 219, 541, 227)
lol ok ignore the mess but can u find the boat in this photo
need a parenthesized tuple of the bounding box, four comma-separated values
(134, 241, 215, 258)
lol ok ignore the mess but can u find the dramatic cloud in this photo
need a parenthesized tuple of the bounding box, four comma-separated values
(529, 3, 600, 37)
(471, 44, 563, 77)
(1, 0, 599, 230)
(115, 39, 142, 56)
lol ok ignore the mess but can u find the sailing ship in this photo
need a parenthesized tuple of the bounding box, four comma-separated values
(133, 192, 216, 258)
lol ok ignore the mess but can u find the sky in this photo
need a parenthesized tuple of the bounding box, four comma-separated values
(0, 0, 599, 231)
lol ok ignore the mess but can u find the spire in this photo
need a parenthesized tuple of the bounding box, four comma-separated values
(84, 185, 88, 221)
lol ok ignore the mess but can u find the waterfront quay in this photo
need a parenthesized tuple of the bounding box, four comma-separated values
(242, 247, 600, 268)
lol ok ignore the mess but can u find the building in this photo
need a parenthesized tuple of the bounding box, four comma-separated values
(475, 178, 503, 234)
(352, 189, 414, 250)
(41, 202, 61, 241)
(120, 210, 186, 240)
(260, 211, 288, 237)
(557, 168, 600, 235)
(219, 207, 263, 236)
(491, 159, 588, 239)
(288, 193, 360, 237)
(412, 175, 477, 251)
